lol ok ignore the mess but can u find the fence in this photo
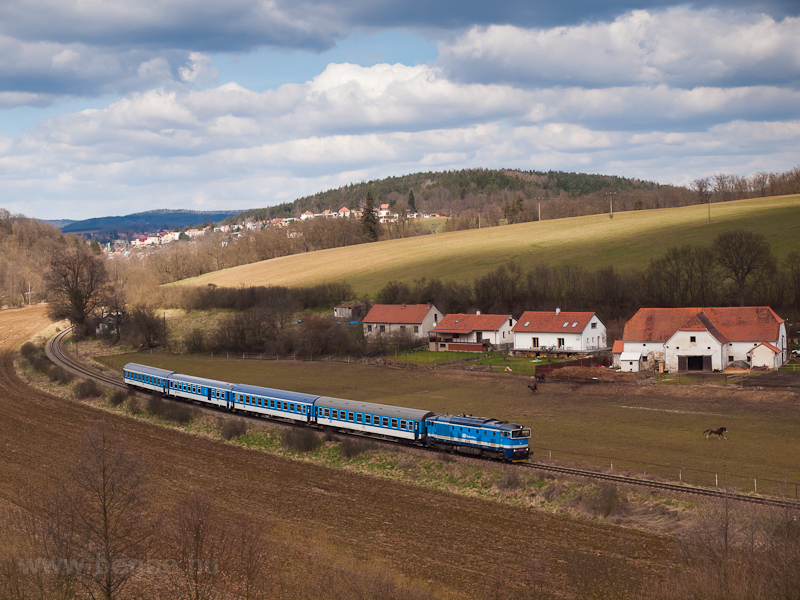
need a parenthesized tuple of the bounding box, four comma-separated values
(531, 445, 800, 499)
(534, 354, 613, 376)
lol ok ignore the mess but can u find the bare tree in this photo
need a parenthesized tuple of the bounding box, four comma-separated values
(167, 490, 229, 600)
(44, 244, 109, 330)
(693, 177, 712, 223)
(712, 230, 776, 306)
(65, 423, 156, 600)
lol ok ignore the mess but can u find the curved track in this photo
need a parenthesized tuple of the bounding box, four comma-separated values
(46, 328, 800, 511)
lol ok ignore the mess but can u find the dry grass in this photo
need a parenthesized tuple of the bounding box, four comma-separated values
(171, 195, 800, 294)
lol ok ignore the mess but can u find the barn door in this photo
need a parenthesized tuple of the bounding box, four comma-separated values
(678, 356, 688, 372)
(703, 355, 712, 372)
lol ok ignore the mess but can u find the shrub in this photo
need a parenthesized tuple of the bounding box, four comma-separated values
(283, 428, 321, 453)
(31, 356, 51, 374)
(496, 470, 524, 491)
(184, 328, 206, 353)
(146, 395, 196, 424)
(542, 482, 564, 502)
(48, 365, 74, 384)
(127, 397, 141, 415)
(221, 419, 247, 440)
(74, 379, 100, 399)
(109, 390, 128, 407)
(593, 483, 620, 517)
(339, 437, 378, 459)
(20, 342, 37, 360)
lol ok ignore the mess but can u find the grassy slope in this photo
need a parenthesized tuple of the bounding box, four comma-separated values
(173, 195, 800, 295)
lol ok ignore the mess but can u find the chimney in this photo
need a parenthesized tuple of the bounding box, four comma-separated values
(556, 308, 560, 315)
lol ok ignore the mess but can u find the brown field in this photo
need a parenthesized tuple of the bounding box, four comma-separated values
(1, 306, 676, 598)
(99, 352, 800, 495)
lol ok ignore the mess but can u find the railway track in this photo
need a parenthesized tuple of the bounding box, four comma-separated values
(45, 328, 800, 511)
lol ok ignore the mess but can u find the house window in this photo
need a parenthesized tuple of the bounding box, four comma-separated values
(379, 325, 385, 333)
(557, 338, 565, 348)
(532, 337, 539, 347)
(690, 336, 696, 343)
(476, 332, 482, 342)
(367, 325, 372, 332)
(414, 326, 419, 333)
(591, 322, 597, 329)
(400, 325, 406, 331)
(728, 356, 734, 362)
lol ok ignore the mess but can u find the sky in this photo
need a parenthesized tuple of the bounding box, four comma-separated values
(1, 1, 799, 220)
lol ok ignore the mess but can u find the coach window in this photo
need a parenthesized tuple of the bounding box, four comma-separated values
(291, 403, 295, 412)
(382, 417, 388, 427)
(365, 415, 371, 425)
(391, 419, 398, 429)
(348, 412, 354, 422)
(356, 414, 362, 423)
(400, 420, 406, 430)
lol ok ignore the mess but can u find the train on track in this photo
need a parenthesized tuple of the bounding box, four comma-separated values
(123, 362, 531, 462)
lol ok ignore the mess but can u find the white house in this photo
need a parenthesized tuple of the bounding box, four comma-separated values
(362, 304, 441, 340)
(512, 309, 606, 354)
(621, 307, 787, 372)
(428, 313, 516, 352)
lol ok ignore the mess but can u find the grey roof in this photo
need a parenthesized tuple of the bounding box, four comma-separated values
(315, 396, 434, 421)
(432, 414, 525, 432)
(232, 383, 318, 404)
(169, 372, 235, 390)
(124, 363, 175, 378)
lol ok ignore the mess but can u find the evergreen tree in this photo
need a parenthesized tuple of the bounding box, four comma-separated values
(361, 192, 379, 241)
(408, 189, 416, 212)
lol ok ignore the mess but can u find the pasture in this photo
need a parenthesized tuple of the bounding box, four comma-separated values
(101, 353, 800, 496)
(172, 195, 800, 295)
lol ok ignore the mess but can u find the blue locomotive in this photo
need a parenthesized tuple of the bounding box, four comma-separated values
(123, 362, 531, 462)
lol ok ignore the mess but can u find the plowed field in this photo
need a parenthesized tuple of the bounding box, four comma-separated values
(0, 307, 673, 597)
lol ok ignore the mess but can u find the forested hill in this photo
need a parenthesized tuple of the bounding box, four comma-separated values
(62, 209, 246, 236)
(230, 169, 665, 223)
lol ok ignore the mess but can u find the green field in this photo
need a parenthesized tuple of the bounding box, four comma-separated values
(101, 352, 800, 496)
(172, 195, 800, 295)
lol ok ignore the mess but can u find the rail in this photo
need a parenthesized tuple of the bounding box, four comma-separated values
(44, 329, 800, 510)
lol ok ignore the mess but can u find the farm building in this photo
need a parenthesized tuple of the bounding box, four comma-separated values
(619, 307, 787, 372)
(429, 313, 516, 352)
(334, 303, 363, 321)
(362, 304, 441, 340)
(512, 309, 606, 355)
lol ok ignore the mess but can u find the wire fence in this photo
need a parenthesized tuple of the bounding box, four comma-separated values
(531, 445, 800, 499)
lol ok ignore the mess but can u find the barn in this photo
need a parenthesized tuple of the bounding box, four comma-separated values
(620, 307, 787, 372)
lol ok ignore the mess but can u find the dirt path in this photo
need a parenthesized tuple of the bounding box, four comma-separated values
(0, 307, 674, 596)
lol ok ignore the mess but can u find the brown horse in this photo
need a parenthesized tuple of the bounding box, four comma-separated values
(703, 427, 727, 439)
(528, 383, 538, 394)
(535, 373, 546, 383)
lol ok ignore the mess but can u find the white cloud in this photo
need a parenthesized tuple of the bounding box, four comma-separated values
(439, 8, 800, 89)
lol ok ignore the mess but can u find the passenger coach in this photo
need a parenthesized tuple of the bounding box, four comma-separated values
(231, 383, 316, 423)
(315, 396, 433, 440)
(123, 363, 174, 394)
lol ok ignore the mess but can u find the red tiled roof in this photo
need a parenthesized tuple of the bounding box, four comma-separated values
(612, 340, 624, 353)
(512, 311, 596, 333)
(363, 304, 435, 324)
(431, 313, 512, 333)
(623, 307, 784, 343)
(748, 341, 781, 354)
